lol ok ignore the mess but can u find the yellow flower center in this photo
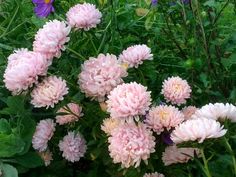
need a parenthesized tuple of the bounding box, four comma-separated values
(44, 0, 50, 4)
(159, 111, 169, 120)
(174, 84, 182, 93)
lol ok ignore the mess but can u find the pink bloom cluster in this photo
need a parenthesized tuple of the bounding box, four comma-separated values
(59, 131, 87, 162)
(3, 49, 48, 94)
(108, 122, 155, 168)
(33, 20, 71, 60)
(101, 117, 124, 136)
(38, 150, 53, 166)
(106, 82, 152, 119)
(66, 3, 102, 30)
(78, 54, 127, 101)
(56, 103, 83, 125)
(119, 44, 153, 68)
(145, 105, 184, 134)
(32, 119, 56, 152)
(161, 76, 191, 105)
(182, 106, 198, 120)
(31, 76, 69, 108)
(162, 145, 200, 166)
(143, 172, 165, 177)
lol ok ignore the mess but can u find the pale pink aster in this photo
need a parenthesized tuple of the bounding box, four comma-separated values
(182, 106, 198, 120)
(59, 131, 87, 162)
(106, 82, 152, 119)
(119, 44, 153, 68)
(108, 122, 155, 168)
(56, 103, 83, 125)
(161, 76, 191, 105)
(32, 119, 56, 152)
(162, 145, 200, 166)
(143, 172, 165, 177)
(99, 102, 108, 112)
(66, 3, 102, 31)
(191, 103, 236, 122)
(33, 20, 71, 60)
(101, 117, 124, 136)
(145, 105, 184, 134)
(171, 118, 227, 144)
(38, 150, 53, 166)
(78, 53, 127, 101)
(31, 76, 69, 108)
(3, 49, 48, 94)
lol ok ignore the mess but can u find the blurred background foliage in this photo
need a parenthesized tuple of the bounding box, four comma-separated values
(0, 0, 236, 177)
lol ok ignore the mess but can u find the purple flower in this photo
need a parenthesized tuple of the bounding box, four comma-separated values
(161, 132, 174, 145)
(151, 0, 158, 6)
(32, 0, 54, 18)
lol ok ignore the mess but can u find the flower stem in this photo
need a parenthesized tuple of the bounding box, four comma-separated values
(224, 137, 236, 175)
(200, 148, 212, 177)
(67, 47, 86, 61)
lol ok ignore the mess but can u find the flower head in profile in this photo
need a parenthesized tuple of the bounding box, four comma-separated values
(32, 0, 54, 18)
(145, 105, 184, 134)
(171, 118, 227, 144)
(59, 131, 87, 162)
(101, 117, 124, 136)
(182, 106, 198, 120)
(38, 150, 53, 166)
(161, 76, 191, 105)
(162, 145, 200, 166)
(108, 122, 155, 168)
(143, 172, 165, 177)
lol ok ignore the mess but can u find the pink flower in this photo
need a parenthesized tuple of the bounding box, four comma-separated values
(143, 172, 165, 177)
(106, 82, 152, 119)
(56, 103, 83, 125)
(3, 49, 48, 94)
(191, 103, 236, 122)
(101, 117, 124, 136)
(171, 118, 227, 144)
(59, 131, 87, 162)
(162, 145, 200, 166)
(182, 106, 198, 120)
(78, 54, 127, 101)
(38, 150, 53, 166)
(161, 76, 191, 105)
(31, 76, 69, 108)
(66, 3, 102, 30)
(145, 105, 184, 134)
(33, 20, 71, 60)
(119, 44, 153, 68)
(32, 119, 56, 152)
(108, 122, 155, 168)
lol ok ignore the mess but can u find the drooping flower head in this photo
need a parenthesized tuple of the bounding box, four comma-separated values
(182, 106, 198, 120)
(3, 49, 48, 94)
(56, 103, 83, 125)
(78, 53, 127, 101)
(101, 117, 124, 136)
(119, 44, 153, 68)
(145, 105, 184, 134)
(108, 122, 155, 168)
(171, 118, 227, 144)
(161, 76, 191, 105)
(191, 103, 236, 122)
(143, 172, 165, 177)
(66, 3, 102, 30)
(106, 82, 152, 119)
(59, 131, 87, 162)
(162, 145, 200, 166)
(33, 20, 71, 60)
(31, 76, 69, 108)
(38, 150, 53, 166)
(32, 0, 55, 18)
(32, 119, 56, 152)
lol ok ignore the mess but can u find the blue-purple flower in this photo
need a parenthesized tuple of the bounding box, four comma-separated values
(32, 0, 54, 18)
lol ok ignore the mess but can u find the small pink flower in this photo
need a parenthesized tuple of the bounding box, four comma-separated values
(66, 3, 102, 30)
(161, 76, 191, 105)
(33, 20, 71, 60)
(56, 103, 83, 125)
(38, 150, 53, 166)
(31, 76, 69, 108)
(119, 44, 153, 68)
(3, 49, 48, 94)
(145, 105, 184, 134)
(162, 145, 200, 166)
(171, 118, 227, 144)
(182, 106, 198, 120)
(143, 172, 165, 177)
(78, 53, 127, 101)
(108, 122, 155, 168)
(101, 117, 124, 136)
(32, 119, 56, 152)
(59, 131, 87, 162)
(106, 82, 152, 119)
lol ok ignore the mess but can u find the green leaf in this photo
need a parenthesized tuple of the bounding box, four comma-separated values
(1, 163, 18, 177)
(15, 152, 44, 168)
(221, 54, 236, 69)
(0, 119, 11, 134)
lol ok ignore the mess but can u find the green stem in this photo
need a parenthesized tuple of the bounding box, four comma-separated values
(67, 47, 86, 61)
(224, 137, 236, 176)
(200, 148, 212, 177)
